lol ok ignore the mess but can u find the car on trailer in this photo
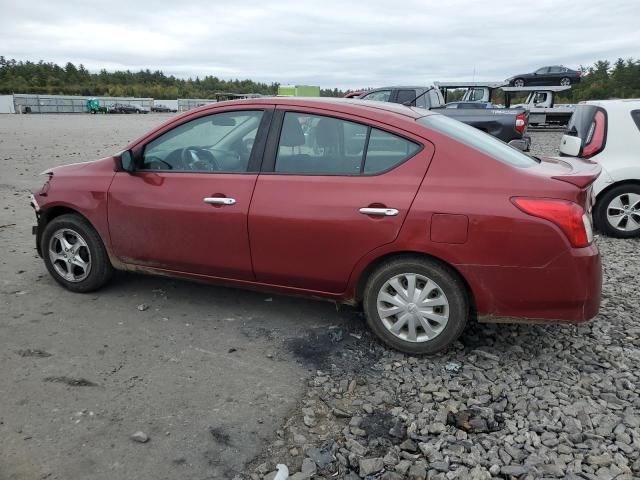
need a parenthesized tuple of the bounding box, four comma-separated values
(507, 66, 581, 87)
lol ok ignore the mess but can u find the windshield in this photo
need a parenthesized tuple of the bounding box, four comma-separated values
(418, 114, 537, 167)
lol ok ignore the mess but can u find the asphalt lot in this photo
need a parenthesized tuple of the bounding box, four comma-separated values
(0, 114, 362, 480)
(1, 114, 638, 480)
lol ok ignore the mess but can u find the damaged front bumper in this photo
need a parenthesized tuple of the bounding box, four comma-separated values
(30, 194, 42, 256)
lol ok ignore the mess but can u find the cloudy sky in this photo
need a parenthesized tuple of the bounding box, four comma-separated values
(1, 0, 638, 89)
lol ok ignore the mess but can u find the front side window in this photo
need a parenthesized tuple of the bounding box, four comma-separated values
(141, 110, 264, 172)
(418, 114, 537, 168)
(275, 112, 421, 175)
(362, 90, 392, 102)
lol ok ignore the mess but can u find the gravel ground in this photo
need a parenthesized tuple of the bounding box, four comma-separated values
(245, 131, 640, 480)
(1, 118, 638, 480)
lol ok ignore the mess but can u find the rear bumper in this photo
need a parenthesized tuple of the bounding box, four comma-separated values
(460, 244, 602, 323)
(508, 135, 531, 152)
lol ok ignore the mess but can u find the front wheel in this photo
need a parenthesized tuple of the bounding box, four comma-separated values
(594, 185, 640, 238)
(363, 257, 469, 354)
(513, 78, 525, 87)
(41, 214, 114, 292)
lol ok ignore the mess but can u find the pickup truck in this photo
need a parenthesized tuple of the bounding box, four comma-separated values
(358, 86, 530, 150)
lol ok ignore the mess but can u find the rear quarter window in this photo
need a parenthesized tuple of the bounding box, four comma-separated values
(417, 114, 537, 167)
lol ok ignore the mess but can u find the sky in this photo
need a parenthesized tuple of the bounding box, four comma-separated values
(1, 0, 639, 89)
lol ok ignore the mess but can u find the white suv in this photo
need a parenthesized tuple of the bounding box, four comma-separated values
(559, 99, 640, 238)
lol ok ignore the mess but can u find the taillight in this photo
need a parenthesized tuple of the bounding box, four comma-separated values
(512, 198, 592, 248)
(515, 112, 527, 135)
(582, 110, 606, 157)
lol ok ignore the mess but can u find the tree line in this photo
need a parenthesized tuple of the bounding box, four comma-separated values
(0, 56, 638, 101)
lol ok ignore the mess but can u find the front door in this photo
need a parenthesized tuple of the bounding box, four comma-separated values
(248, 108, 434, 293)
(108, 108, 271, 280)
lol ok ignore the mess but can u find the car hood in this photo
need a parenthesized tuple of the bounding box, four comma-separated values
(40, 156, 118, 176)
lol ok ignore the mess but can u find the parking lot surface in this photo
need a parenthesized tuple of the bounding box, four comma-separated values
(1, 115, 638, 480)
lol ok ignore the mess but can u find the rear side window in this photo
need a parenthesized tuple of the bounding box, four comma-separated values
(418, 114, 537, 168)
(275, 112, 420, 175)
(632, 110, 640, 131)
(396, 89, 418, 106)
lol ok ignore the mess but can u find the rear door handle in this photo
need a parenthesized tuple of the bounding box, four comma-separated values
(204, 197, 236, 205)
(359, 207, 399, 216)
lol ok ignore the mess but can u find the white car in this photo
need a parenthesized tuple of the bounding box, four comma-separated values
(559, 99, 640, 238)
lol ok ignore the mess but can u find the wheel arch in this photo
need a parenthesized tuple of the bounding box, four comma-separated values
(595, 179, 640, 204)
(353, 251, 476, 314)
(37, 205, 99, 256)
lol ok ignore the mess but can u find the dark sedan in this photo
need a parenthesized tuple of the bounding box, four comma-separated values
(508, 66, 581, 87)
(107, 103, 149, 114)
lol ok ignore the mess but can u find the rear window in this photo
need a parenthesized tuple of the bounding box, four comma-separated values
(417, 114, 537, 167)
(632, 110, 640, 131)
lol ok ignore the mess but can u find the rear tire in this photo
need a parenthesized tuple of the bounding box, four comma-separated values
(594, 184, 640, 238)
(41, 214, 114, 292)
(560, 77, 571, 86)
(363, 257, 469, 354)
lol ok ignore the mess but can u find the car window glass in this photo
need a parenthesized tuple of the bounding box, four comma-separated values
(364, 128, 420, 174)
(631, 110, 640, 131)
(419, 114, 537, 168)
(396, 89, 417, 106)
(549, 67, 562, 73)
(362, 90, 392, 102)
(141, 110, 264, 172)
(535, 67, 548, 74)
(275, 113, 367, 174)
(468, 88, 485, 101)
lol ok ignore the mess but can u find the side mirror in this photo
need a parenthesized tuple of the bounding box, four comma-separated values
(559, 134, 582, 157)
(120, 150, 135, 172)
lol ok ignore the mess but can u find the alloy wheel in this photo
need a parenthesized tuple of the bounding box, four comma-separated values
(514, 79, 525, 87)
(606, 193, 640, 233)
(560, 77, 571, 86)
(48, 228, 92, 282)
(376, 273, 449, 343)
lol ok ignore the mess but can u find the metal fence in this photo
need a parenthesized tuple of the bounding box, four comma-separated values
(13, 94, 154, 113)
(177, 98, 218, 112)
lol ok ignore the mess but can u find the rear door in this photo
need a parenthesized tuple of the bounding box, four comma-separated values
(248, 107, 434, 293)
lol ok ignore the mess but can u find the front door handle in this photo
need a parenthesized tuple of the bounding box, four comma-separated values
(359, 207, 399, 216)
(204, 197, 236, 205)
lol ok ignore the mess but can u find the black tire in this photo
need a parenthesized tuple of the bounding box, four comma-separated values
(363, 256, 469, 354)
(594, 184, 640, 238)
(513, 78, 525, 87)
(560, 77, 571, 86)
(40, 214, 114, 293)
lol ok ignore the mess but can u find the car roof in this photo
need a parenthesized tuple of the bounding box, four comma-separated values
(581, 99, 640, 110)
(194, 96, 435, 120)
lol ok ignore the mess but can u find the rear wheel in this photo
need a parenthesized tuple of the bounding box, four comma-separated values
(363, 257, 469, 354)
(41, 214, 114, 292)
(594, 184, 640, 238)
(560, 77, 571, 86)
(513, 78, 525, 87)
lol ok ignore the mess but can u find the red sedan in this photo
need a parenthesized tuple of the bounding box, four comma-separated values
(30, 98, 602, 354)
